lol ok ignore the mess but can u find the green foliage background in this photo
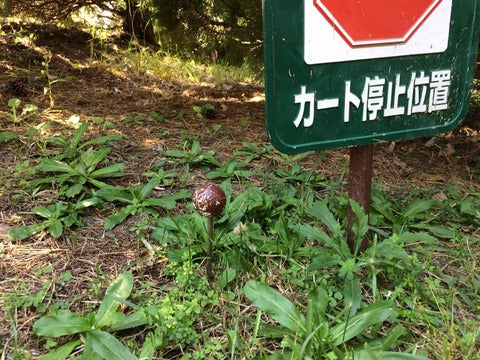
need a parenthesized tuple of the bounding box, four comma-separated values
(3, 0, 264, 66)
(149, 0, 263, 65)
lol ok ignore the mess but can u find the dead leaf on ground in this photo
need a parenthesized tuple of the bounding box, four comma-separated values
(393, 157, 408, 170)
(445, 143, 456, 156)
(433, 192, 448, 201)
(424, 137, 436, 148)
(388, 141, 396, 153)
(0, 223, 13, 238)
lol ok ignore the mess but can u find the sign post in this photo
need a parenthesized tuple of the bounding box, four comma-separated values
(346, 145, 373, 253)
(264, 0, 480, 251)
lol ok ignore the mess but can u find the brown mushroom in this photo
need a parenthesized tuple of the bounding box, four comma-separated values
(192, 183, 226, 218)
(192, 183, 226, 279)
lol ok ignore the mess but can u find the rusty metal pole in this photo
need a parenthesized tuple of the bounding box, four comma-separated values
(347, 144, 373, 254)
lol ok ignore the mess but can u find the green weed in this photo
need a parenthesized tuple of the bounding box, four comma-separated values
(8, 198, 99, 240)
(96, 178, 190, 230)
(41, 51, 65, 109)
(244, 281, 427, 359)
(45, 122, 122, 160)
(5, 98, 38, 123)
(2, 99, 480, 360)
(157, 140, 220, 172)
(192, 103, 214, 119)
(32, 147, 125, 198)
(33, 272, 142, 359)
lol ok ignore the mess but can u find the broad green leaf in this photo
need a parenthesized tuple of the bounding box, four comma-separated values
(380, 325, 406, 351)
(91, 116, 104, 124)
(8, 98, 21, 108)
(305, 288, 329, 341)
(0, 131, 19, 143)
(139, 333, 157, 360)
(191, 140, 200, 154)
(71, 123, 89, 147)
(37, 159, 77, 175)
(226, 159, 239, 172)
(63, 148, 76, 159)
(412, 224, 456, 239)
(274, 216, 288, 239)
(307, 200, 341, 236)
(75, 197, 100, 210)
(75, 159, 87, 176)
(163, 150, 186, 158)
(33, 311, 91, 337)
(143, 197, 176, 209)
(87, 330, 137, 360)
(74, 159, 88, 177)
(217, 269, 237, 289)
(148, 111, 164, 121)
(155, 217, 182, 231)
(96, 187, 132, 203)
(110, 311, 148, 332)
(349, 199, 369, 251)
(396, 232, 437, 244)
(30, 176, 63, 187)
(95, 272, 134, 328)
(237, 170, 254, 177)
(343, 275, 361, 315)
(104, 121, 116, 129)
(49, 203, 67, 220)
(371, 191, 395, 223)
(356, 349, 429, 360)
(266, 352, 294, 360)
(205, 170, 225, 179)
(144, 189, 190, 209)
(48, 220, 63, 238)
(222, 191, 248, 227)
(88, 178, 113, 189)
(9, 223, 46, 241)
(128, 183, 143, 199)
(33, 206, 53, 218)
(104, 207, 133, 230)
(80, 340, 103, 360)
(374, 238, 409, 262)
(402, 200, 433, 222)
(379, 353, 429, 360)
(38, 339, 81, 360)
(258, 323, 294, 339)
(65, 183, 84, 198)
(62, 213, 77, 228)
(162, 189, 191, 201)
(330, 301, 394, 346)
(296, 224, 343, 256)
(81, 135, 122, 149)
(460, 199, 479, 217)
(139, 177, 161, 199)
(244, 280, 306, 335)
(81, 147, 110, 168)
(308, 249, 343, 270)
(90, 163, 125, 179)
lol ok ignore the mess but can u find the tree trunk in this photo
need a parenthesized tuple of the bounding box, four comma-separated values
(123, 0, 156, 44)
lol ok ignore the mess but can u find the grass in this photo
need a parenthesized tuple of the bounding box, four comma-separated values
(0, 22, 479, 359)
(2, 131, 479, 358)
(101, 43, 262, 85)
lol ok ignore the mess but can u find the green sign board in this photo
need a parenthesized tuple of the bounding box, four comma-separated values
(264, 0, 480, 153)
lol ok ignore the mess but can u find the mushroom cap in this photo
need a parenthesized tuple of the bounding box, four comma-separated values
(192, 183, 226, 218)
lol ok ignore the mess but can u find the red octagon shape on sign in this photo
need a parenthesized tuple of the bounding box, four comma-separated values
(314, 0, 443, 47)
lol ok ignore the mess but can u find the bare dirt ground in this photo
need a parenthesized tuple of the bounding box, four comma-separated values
(1, 23, 479, 356)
